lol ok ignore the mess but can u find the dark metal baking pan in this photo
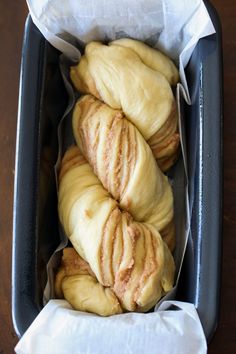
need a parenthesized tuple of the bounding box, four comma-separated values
(176, 1, 223, 341)
(12, 1, 222, 341)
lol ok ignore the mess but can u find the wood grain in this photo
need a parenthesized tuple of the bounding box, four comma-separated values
(0, 0, 235, 353)
(0, 1, 28, 353)
(208, 0, 236, 352)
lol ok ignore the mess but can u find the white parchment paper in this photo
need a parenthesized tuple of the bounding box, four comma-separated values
(15, 300, 207, 354)
(15, 0, 215, 353)
(26, 0, 215, 97)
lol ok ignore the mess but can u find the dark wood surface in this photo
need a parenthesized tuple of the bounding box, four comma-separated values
(0, 0, 235, 353)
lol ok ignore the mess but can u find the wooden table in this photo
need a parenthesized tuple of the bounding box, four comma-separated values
(0, 1, 235, 352)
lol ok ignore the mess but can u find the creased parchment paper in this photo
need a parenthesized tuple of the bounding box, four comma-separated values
(26, 0, 215, 98)
(15, 300, 207, 354)
(15, 0, 215, 353)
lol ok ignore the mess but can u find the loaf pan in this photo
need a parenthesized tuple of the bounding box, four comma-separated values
(12, 1, 222, 342)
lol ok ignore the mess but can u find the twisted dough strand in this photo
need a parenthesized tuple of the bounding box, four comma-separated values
(70, 39, 180, 171)
(55, 248, 123, 316)
(72, 94, 175, 250)
(58, 146, 175, 312)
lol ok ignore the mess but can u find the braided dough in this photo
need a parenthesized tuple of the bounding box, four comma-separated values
(70, 39, 180, 171)
(56, 39, 180, 315)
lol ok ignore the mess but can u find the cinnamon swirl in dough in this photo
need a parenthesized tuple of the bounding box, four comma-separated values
(72, 94, 175, 251)
(70, 39, 180, 171)
(58, 146, 175, 312)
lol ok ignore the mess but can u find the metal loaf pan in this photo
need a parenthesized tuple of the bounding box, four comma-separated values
(12, 1, 222, 342)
